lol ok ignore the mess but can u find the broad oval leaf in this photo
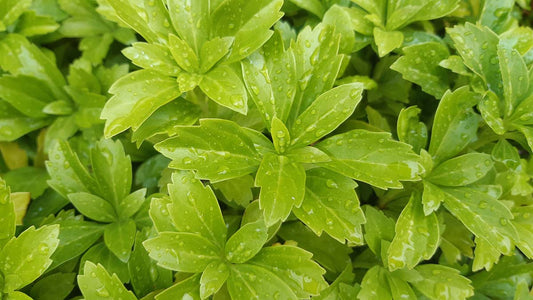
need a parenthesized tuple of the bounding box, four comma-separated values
(427, 153, 494, 187)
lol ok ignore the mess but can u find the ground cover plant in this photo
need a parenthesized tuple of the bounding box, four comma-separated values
(1, 0, 533, 299)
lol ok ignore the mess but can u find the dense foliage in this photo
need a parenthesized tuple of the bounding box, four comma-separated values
(1, 0, 533, 299)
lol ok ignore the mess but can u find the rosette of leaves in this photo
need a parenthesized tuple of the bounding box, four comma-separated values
(443, 23, 533, 153)
(57, 0, 137, 65)
(0, 177, 61, 299)
(155, 25, 423, 244)
(44, 138, 151, 281)
(349, 0, 460, 56)
(144, 171, 328, 299)
(380, 87, 524, 274)
(0, 34, 128, 149)
(99, 0, 284, 137)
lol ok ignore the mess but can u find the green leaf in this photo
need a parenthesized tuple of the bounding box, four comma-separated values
(314, 265, 359, 300)
(357, 266, 392, 300)
(200, 261, 230, 299)
(472, 237, 501, 271)
(91, 139, 132, 207)
(128, 230, 173, 298)
(227, 263, 297, 299)
(441, 186, 518, 255)
(4, 291, 33, 300)
(211, 0, 284, 63)
(199, 37, 234, 73)
(388, 192, 440, 271)
(199, 65, 248, 114)
(80, 242, 130, 283)
(0, 75, 53, 118)
(285, 146, 331, 164)
(255, 153, 306, 226)
(0, 0, 31, 28)
(290, 83, 363, 147)
(363, 206, 395, 257)
(0, 101, 51, 141)
(373, 28, 403, 57)
(0, 34, 67, 101)
(101, 70, 181, 137)
(104, 219, 136, 262)
(0, 225, 60, 292)
(396, 106, 428, 153)
(421, 180, 445, 215)
(492, 139, 521, 169)
(479, 90, 506, 135)
(448, 23, 503, 99)
(29, 272, 76, 300)
(499, 44, 529, 118)
(277, 222, 352, 274)
(271, 117, 290, 153)
(512, 205, 533, 259)
(155, 274, 201, 300)
(68, 192, 117, 222)
(323, 5, 356, 54)
(49, 219, 104, 271)
(143, 232, 221, 273)
(242, 30, 296, 125)
(225, 219, 268, 263)
(122, 43, 181, 77)
(105, 0, 159, 43)
(427, 153, 494, 186)
(0, 178, 15, 247)
(317, 130, 422, 189)
(290, 25, 343, 119)
(131, 99, 201, 146)
(212, 175, 254, 207)
(166, 0, 208, 52)
(391, 42, 450, 98)
(244, 245, 328, 298)
(167, 171, 227, 248)
(293, 168, 365, 244)
(168, 34, 199, 73)
(149, 196, 175, 233)
(428, 87, 481, 163)
(412, 264, 474, 300)
(46, 140, 97, 198)
(156, 119, 261, 182)
(78, 261, 136, 300)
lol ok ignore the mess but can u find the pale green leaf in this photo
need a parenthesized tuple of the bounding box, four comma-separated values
(317, 130, 422, 189)
(78, 261, 136, 300)
(285, 146, 331, 164)
(498, 41, 529, 117)
(155, 274, 201, 300)
(212, 0, 284, 63)
(363, 206, 395, 257)
(373, 28, 403, 57)
(246, 245, 327, 298)
(0, 225, 60, 292)
(122, 43, 181, 77)
(0, 178, 15, 248)
(427, 153, 494, 187)
(255, 153, 306, 226)
(156, 119, 261, 182)
(271, 116, 291, 153)
(199, 37, 234, 73)
(168, 34, 199, 73)
(199, 65, 248, 114)
(290, 83, 363, 147)
(68, 192, 117, 223)
(101, 69, 181, 137)
(391, 42, 450, 98)
(104, 219, 136, 262)
(448, 23, 503, 98)
(428, 87, 481, 163)
(200, 261, 229, 299)
(227, 263, 297, 299)
(412, 264, 474, 300)
(388, 192, 440, 271)
(441, 186, 518, 255)
(143, 232, 221, 273)
(293, 168, 365, 244)
(0, 0, 32, 28)
(225, 219, 267, 263)
(472, 237, 501, 271)
(166, 0, 208, 52)
(396, 106, 427, 153)
(242, 30, 296, 125)
(167, 171, 227, 248)
(357, 266, 392, 300)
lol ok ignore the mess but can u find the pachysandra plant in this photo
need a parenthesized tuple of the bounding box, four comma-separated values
(1, 0, 533, 299)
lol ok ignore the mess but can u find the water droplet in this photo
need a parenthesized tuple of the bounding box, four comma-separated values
(490, 56, 498, 64)
(478, 201, 488, 209)
(500, 218, 508, 226)
(96, 287, 109, 297)
(326, 179, 338, 188)
(182, 157, 193, 165)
